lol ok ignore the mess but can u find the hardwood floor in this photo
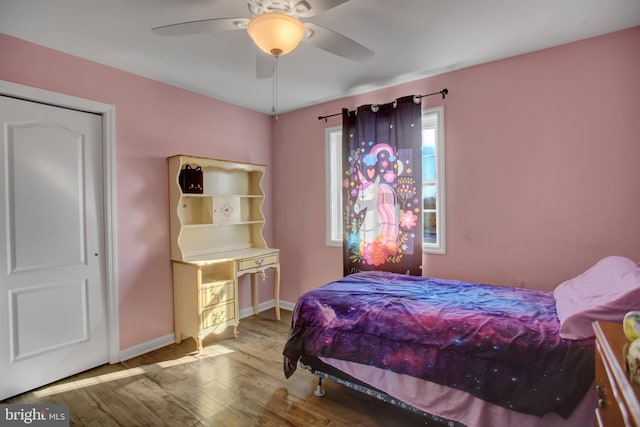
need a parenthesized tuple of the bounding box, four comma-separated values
(3, 309, 437, 426)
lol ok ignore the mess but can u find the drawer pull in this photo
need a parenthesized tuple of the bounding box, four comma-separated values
(203, 289, 226, 305)
(202, 301, 234, 328)
(596, 385, 606, 408)
(238, 254, 277, 271)
(211, 291, 224, 305)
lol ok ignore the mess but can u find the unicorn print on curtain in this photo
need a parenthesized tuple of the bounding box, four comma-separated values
(342, 95, 423, 276)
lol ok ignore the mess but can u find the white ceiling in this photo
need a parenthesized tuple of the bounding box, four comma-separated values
(1, 0, 639, 115)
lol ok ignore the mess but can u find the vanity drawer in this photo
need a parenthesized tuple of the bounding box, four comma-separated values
(238, 253, 278, 271)
(595, 341, 624, 426)
(202, 302, 235, 329)
(200, 280, 234, 308)
(593, 321, 640, 427)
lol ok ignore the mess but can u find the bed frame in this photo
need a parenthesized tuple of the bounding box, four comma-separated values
(299, 355, 465, 427)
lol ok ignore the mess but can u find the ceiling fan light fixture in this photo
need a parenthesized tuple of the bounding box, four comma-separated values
(247, 12, 305, 57)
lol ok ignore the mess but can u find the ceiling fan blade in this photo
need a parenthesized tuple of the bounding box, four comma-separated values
(302, 23, 374, 62)
(293, 0, 350, 18)
(152, 18, 249, 37)
(256, 50, 276, 79)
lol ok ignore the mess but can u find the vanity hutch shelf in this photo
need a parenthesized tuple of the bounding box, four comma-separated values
(168, 155, 280, 351)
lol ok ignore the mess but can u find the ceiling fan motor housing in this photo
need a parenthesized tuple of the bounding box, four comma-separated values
(247, 0, 312, 16)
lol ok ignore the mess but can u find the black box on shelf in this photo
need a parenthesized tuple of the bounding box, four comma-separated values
(179, 165, 203, 194)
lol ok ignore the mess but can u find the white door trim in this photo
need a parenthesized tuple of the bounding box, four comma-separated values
(0, 80, 120, 363)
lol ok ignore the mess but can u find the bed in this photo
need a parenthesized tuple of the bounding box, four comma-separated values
(282, 256, 640, 426)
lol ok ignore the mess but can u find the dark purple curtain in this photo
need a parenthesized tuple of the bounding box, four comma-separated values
(342, 95, 423, 276)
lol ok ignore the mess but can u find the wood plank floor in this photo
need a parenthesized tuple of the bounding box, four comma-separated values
(3, 309, 439, 426)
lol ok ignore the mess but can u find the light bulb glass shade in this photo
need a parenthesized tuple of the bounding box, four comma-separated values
(247, 13, 305, 57)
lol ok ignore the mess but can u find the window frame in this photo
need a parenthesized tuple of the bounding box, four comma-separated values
(324, 106, 445, 254)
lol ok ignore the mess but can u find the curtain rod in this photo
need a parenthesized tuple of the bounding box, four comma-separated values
(317, 88, 448, 122)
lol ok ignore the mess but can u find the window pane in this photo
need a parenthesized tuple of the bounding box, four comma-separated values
(423, 154, 436, 181)
(423, 184, 436, 209)
(424, 211, 437, 244)
(422, 128, 435, 146)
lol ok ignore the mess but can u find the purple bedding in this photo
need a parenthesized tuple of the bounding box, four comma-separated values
(283, 271, 595, 418)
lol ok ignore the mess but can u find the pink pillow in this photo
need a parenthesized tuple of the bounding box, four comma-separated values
(554, 256, 640, 339)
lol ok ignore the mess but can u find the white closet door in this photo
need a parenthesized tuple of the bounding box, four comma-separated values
(0, 95, 109, 400)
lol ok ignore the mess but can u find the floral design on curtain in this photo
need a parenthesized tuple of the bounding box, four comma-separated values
(342, 95, 423, 276)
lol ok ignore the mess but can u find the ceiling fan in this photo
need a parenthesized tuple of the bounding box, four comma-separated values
(152, 0, 374, 79)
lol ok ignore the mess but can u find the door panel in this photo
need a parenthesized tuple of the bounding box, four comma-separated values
(0, 95, 108, 400)
(10, 280, 88, 361)
(8, 122, 86, 271)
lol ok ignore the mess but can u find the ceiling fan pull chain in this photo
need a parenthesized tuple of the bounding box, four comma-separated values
(272, 55, 279, 114)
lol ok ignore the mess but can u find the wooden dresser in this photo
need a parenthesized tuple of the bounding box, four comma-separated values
(593, 321, 640, 426)
(168, 155, 280, 351)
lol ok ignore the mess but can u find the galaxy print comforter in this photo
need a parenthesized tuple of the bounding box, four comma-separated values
(283, 271, 594, 418)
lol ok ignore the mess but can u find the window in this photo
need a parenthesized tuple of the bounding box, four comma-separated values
(325, 126, 343, 246)
(325, 106, 445, 253)
(422, 106, 445, 254)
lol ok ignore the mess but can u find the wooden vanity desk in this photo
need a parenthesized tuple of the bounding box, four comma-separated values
(593, 320, 640, 426)
(168, 155, 280, 351)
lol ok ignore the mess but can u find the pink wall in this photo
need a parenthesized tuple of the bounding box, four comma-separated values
(0, 34, 275, 350)
(273, 27, 640, 302)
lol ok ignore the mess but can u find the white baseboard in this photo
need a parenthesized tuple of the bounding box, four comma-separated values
(119, 333, 175, 362)
(238, 299, 295, 318)
(119, 299, 298, 362)
(279, 300, 296, 311)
